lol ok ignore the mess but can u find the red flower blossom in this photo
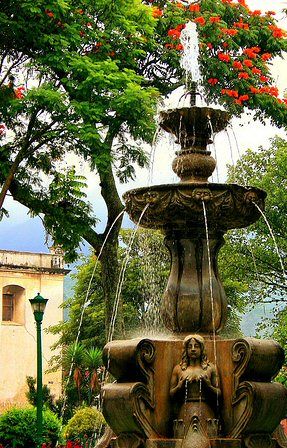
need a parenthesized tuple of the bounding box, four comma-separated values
(45, 9, 54, 18)
(234, 19, 249, 30)
(252, 67, 261, 75)
(233, 61, 243, 70)
(273, 28, 285, 38)
(208, 78, 219, 85)
(207, 42, 213, 49)
(250, 86, 260, 94)
(218, 52, 230, 62)
(243, 48, 257, 59)
(168, 28, 181, 39)
(223, 42, 229, 48)
(260, 75, 269, 82)
(266, 11, 276, 16)
(238, 72, 249, 79)
(189, 4, 200, 12)
(221, 28, 238, 36)
(152, 7, 163, 18)
(243, 59, 253, 68)
(261, 53, 272, 61)
(252, 10, 261, 16)
(14, 86, 25, 99)
(238, 94, 249, 101)
(221, 88, 238, 98)
(194, 16, 206, 26)
(176, 43, 184, 50)
(0, 123, 6, 136)
(210, 16, 221, 23)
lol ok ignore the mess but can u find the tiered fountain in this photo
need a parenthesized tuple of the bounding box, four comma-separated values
(102, 22, 287, 448)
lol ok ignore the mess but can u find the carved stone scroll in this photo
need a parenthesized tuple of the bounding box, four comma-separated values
(229, 381, 287, 438)
(232, 338, 285, 392)
(102, 382, 160, 439)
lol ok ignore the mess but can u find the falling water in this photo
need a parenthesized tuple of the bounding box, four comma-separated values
(107, 203, 150, 342)
(202, 201, 219, 410)
(180, 21, 201, 89)
(60, 208, 126, 420)
(224, 129, 235, 167)
(148, 125, 162, 186)
(252, 201, 286, 282)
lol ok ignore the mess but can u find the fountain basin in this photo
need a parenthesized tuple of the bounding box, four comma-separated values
(123, 183, 266, 232)
(160, 107, 230, 148)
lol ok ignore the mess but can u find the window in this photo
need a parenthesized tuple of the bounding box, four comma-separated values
(2, 293, 14, 321)
(2, 285, 25, 324)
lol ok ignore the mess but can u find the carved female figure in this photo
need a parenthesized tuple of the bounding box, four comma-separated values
(170, 335, 221, 442)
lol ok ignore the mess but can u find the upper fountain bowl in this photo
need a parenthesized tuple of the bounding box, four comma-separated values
(123, 183, 266, 233)
(160, 106, 230, 148)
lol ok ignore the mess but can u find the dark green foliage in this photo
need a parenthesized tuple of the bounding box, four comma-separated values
(0, 407, 62, 448)
(26, 376, 57, 413)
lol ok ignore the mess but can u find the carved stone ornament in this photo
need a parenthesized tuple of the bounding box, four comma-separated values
(102, 339, 159, 439)
(113, 433, 144, 448)
(123, 184, 266, 232)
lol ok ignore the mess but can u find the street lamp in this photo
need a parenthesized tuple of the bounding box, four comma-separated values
(29, 293, 48, 448)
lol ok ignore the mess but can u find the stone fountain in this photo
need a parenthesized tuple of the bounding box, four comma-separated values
(101, 23, 287, 447)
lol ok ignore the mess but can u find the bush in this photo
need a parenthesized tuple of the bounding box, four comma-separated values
(0, 406, 62, 447)
(64, 407, 105, 441)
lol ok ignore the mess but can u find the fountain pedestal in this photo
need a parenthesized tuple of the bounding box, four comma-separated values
(103, 337, 286, 448)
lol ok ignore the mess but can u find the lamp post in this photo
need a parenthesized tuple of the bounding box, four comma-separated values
(29, 293, 48, 448)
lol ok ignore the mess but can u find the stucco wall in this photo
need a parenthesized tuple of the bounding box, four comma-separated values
(0, 250, 66, 411)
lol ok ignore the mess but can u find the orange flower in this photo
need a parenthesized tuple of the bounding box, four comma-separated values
(252, 10, 261, 15)
(168, 28, 181, 39)
(218, 52, 230, 62)
(208, 78, 219, 85)
(152, 7, 163, 18)
(221, 28, 238, 36)
(45, 9, 54, 18)
(238, 72, 249, 79)
(252, 67, 261, 75)
(210, 16, 221, 23)
(194, 16, 206, 26)
(261, 53, 272, 61)
(238, 94, 249, 101)
(176, 43, 184, 51)
(14, 86, 25, 99)
(189, 4, 200, 12)
(243, 59, 253, 68)
(250, 86, 260, 94)
(233, 61, 243, 70)
(243, 48, 257, 59)
(221, 89, 238, 98)
(207, 42, 213, 49)
(260, 75, 269, 82)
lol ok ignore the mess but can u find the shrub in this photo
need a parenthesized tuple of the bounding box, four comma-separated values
(0, 406, 62, 447)
(64, 407, 105, 441)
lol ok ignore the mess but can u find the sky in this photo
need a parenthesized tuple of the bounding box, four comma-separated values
(1, 0, 287, 255)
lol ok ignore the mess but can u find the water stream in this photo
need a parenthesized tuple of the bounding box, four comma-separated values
(252, 202, 286, 282)
(202, 201, 219, 410)
(60, 209, 126, 420)
(107, 203, 150, 342)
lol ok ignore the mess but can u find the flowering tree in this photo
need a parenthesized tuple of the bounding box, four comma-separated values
(159, 0, 287, 126)
(0, 0, 287, 340)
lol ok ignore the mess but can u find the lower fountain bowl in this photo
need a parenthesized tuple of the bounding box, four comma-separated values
(123, 183, 266, 232)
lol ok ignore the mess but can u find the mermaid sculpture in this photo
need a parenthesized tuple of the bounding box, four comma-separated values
(170, 335, 221, 448)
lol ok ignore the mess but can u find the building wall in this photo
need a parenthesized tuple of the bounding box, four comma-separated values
(0, 250, 67, 411)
